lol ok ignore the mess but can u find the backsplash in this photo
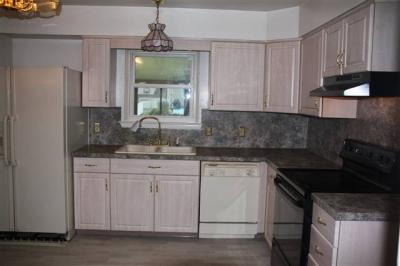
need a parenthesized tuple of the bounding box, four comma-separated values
(89, 108, 309, 148)
(307, 98, 400, 165)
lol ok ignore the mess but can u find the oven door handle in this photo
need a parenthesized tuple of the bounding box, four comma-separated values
(274, 177, 304, 208)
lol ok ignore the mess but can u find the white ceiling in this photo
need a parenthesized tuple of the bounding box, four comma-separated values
(61, 0, 303, 11)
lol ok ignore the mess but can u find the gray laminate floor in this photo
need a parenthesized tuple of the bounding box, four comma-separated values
(0, 235, 270, 266)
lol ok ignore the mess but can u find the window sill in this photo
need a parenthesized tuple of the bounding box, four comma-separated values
(119, 120, 202, 130)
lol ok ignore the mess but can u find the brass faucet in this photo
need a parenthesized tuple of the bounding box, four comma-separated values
(138, 116, 162, 145)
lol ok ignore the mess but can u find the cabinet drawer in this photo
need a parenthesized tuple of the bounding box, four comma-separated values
(308, 254, 320, 266)
(111, 159, 200, 176)
(310, 225, 338, 266)
(74, 158, 110, 173)
(312, 203, 339, 246)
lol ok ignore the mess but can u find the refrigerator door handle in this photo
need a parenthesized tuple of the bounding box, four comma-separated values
(9, 116, 17, 167)
(2, 115, 10, 166)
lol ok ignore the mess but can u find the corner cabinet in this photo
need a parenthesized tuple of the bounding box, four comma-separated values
(82, 38, 112, 107)
(299, 31, 358, 118)
(264, 41, 300, 113)
(209, 42, 265, 111)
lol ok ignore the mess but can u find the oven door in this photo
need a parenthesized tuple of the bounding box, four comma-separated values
(271, 175, 305, 266)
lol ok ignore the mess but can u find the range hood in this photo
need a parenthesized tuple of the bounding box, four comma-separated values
(310, 72, 400, 97)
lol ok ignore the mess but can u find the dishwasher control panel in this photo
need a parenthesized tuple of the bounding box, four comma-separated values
(202, 162, 260, 177)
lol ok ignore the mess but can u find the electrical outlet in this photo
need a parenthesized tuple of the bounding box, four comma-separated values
(94, 122, 101, 133)
(205, 127, 213, 136)
(239, 127, 246, 137)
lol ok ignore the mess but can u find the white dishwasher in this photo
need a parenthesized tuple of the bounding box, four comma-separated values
(199, 162, 260, 238)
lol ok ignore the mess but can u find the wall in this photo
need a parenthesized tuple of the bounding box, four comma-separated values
(90, 108, 309, 148)
(0, 5, 299, 41)
(0, 35, 12, 66)
(307, 98, 400, 165)
(298, 0, 364, 35)
(12, 38, 82, 71)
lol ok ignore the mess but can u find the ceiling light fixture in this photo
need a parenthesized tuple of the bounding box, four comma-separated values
(0, 0, 60, 18)
(141, 0, 173, 52)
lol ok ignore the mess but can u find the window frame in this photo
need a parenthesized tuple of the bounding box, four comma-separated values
(120, 50, 201, 129)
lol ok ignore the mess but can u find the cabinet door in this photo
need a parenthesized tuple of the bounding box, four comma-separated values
(264, 167, 276, 248)
(264, 41, 300, 113)
(210, 42, 265, 111)
(322, 21, 344, 77)
(343, 5, 372, 74)
(110, 174, 154, 231)
(82, 39, 110, 107)
(154, 175, 199, 233)
(299, 32, 323, 116)
(74, 173, 110, 230)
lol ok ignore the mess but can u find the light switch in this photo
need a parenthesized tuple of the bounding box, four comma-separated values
(239, 127, 246, 137)
(94, 122, 101, 133)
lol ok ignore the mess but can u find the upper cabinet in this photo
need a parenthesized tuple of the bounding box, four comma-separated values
(82, 38, 113, 107)
(300, 31, 358, 118)
(264, 41, 300, 114)
(209, 42, 265, 111)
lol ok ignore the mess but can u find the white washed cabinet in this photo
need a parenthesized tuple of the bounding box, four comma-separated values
(82, 38, 111, 107)
(110, 174, 154, 231)
(264, 166, 276, 248)
(264, 41, 300, 113)
(299, 31, 358, 118)
(73, 158, 110, 230)
(210, 42, 265, 111)
(309, 203, 398, 266)
(154, 175, 199, 233)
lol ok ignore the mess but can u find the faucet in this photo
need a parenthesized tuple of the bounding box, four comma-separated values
(138, 116, 162, 145)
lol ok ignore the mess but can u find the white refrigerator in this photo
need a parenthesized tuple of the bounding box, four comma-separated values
(0, 67, 87, 239)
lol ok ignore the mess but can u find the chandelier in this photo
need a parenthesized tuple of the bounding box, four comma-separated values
(141, 0, 173, 52)
(0, 0, 60, 17)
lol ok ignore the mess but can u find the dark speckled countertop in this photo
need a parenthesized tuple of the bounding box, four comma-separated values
(313, 193, 400, 221)
(72, 145, 339, 170)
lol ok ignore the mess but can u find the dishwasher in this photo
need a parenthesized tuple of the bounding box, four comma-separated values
(199, 162, 261, 238)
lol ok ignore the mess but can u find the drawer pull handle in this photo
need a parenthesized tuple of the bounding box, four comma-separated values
(150, 182, 153, 193)
(314, 245, 324, 256)
(317, 217, 327, 226)
(148, 166, 161, 169)
(84, 164, 97, 167)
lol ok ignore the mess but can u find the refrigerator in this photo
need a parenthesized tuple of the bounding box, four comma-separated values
(0, 67, 88, 240)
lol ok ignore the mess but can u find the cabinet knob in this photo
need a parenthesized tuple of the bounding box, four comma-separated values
(314, 99, 319, 107)
(317, 216, 327, 226)
(314, 245, 324, 256)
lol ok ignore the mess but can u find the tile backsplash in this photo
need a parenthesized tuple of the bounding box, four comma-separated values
(89, 108, 309, 148)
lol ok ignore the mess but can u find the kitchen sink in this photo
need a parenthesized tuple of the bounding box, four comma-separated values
(115, 145, 197, 155)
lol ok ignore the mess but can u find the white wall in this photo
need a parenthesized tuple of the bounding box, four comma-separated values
(0, 35, 12, 66)
(0, 5, 299, 41)
(299, 0, 364, 35)
(12, 38, 82, 71)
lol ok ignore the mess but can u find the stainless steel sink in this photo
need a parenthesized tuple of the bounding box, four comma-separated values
(115, 145, 196, 155)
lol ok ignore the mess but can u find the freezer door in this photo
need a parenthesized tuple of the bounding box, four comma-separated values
(12, 68, 67, 234)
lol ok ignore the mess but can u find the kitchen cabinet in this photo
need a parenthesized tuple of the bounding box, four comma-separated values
(74, 173, 110, 230)
(299, 31, 358, 118)
(154, 175, 199, 233)
(82, 38, 112, 107)
(322, 4, 373, 77)
(110, 159, 200, 233)
(309, 203, 398, 266)
(111, 174, 154, 231)
(74, 158, 111, 230)
(264, 41, 300, 113)
(264, 166, 276, 248)
(209, 42, 265, 111)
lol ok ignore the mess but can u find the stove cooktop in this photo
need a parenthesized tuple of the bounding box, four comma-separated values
(277, 169, 389, 196)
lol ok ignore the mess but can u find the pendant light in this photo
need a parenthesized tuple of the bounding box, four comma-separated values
(141, 0, 173, 52)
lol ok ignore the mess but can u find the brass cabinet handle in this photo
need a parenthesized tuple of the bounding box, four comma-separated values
(105, 180, 108, 191)
(150, 181, 153, 193)
(211, 94, 214, 106)
(317, 216, 327, 226)
(105, 91, 108, 103)
(148, 166, 161, 169)
(314, 245, 324, 256)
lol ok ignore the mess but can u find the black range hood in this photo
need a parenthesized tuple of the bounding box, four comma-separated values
(310, 71, 400, 97)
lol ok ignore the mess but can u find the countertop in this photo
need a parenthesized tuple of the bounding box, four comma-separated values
(313, 193, 400, 221)
(72, 145, 339, 170)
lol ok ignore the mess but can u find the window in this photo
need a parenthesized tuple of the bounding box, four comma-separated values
(121, 51, 202, 129)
